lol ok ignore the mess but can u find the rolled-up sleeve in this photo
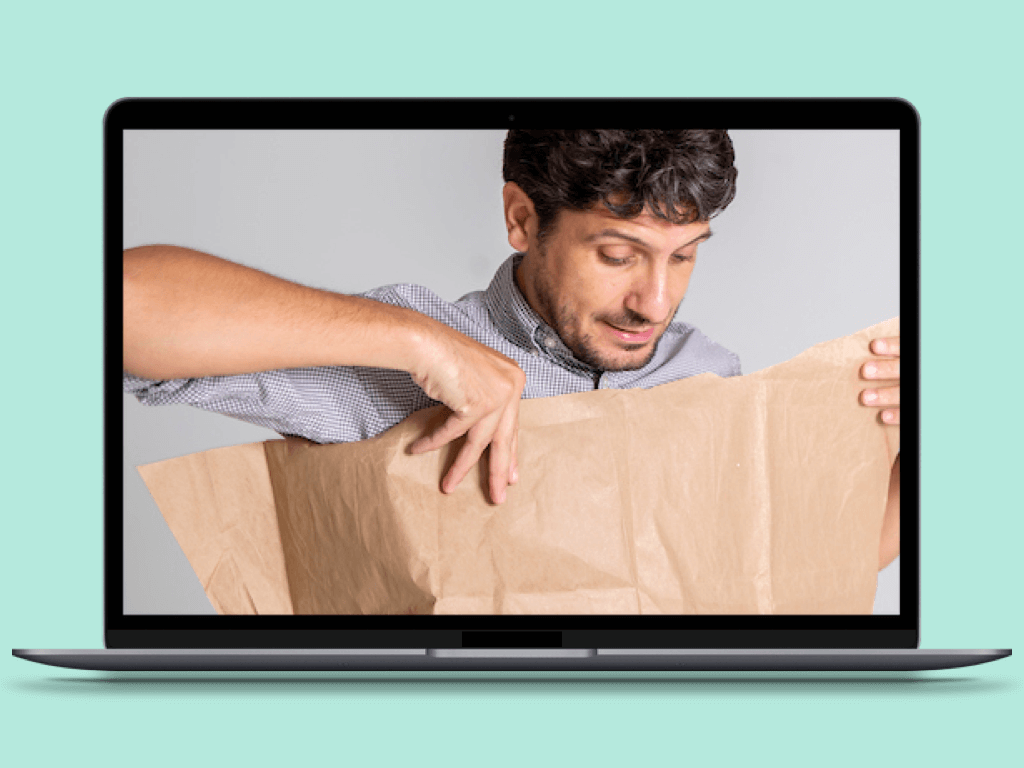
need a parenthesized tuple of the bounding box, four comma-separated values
(123, 371, 195, 403)
(124, 366, 394, 443)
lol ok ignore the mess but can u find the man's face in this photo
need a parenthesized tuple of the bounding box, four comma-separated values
(514, 200, 713, 372)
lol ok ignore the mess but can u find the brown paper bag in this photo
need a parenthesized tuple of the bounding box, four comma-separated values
(140, 318, 900, 615)
(138, 441, 293, 614)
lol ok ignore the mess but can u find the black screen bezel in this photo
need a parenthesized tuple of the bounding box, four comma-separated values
(107, 98, 919, 649)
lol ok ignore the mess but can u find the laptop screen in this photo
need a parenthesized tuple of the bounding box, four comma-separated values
(111, 100, 917, 647)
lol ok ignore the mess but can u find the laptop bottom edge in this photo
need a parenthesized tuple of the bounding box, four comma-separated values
(13, 648, 1010, 672)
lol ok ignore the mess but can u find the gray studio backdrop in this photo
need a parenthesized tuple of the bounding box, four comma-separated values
(123, 129, 901, 614)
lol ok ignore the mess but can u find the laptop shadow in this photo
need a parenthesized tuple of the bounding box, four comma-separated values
(14, 672, 1010, 697)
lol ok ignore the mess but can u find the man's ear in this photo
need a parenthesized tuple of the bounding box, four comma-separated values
(503, 182, 535, 253)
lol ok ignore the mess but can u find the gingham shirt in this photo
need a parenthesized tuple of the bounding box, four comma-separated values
(123, 253, 742, 442)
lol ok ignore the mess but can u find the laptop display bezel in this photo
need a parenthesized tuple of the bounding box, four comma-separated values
(107, 98, 919, 649)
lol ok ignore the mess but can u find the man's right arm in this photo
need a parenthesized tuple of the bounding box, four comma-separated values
(123, 245, 525, 503)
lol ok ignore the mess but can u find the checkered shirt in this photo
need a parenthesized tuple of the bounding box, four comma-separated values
(123, 254, 742, 442)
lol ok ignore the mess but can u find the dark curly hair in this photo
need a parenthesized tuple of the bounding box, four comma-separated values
(503, 129, 737, 242)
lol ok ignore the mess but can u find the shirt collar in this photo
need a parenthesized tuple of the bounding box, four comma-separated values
(483, 253, 599, 372)
(483, 253, 544, 352)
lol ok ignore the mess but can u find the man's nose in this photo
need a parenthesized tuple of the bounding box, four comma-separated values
(626, 266, 673, 325)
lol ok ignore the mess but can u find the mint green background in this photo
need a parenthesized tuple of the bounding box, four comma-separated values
(2, 1, 1019, 765)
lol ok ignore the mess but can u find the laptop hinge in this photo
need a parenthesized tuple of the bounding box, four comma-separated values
(461, 631, 562, 648)
(431, 648, 595, 659)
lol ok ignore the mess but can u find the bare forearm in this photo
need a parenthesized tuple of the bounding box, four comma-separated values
(879, 454, 900, 571)
(123, 245, 432, 380)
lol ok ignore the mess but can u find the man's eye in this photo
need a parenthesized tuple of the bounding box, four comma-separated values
(673, 252, 695, 263)
(600, 251, 630, 265)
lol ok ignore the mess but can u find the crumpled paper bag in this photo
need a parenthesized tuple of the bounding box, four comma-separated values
(139, 318, 900, 615)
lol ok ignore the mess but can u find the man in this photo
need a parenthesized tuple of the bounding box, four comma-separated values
(123, 129, 900, 569)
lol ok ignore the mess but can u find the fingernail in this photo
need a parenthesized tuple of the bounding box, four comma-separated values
(864, 364, 877, 377)
(875, 340, 886, 353)
(883, 410, 894, 422)
(863, 391, 877, 403)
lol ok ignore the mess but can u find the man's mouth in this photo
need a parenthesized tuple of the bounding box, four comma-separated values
(603, 321, 656, 344)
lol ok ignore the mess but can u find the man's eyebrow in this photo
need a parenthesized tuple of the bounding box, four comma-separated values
(584, 227, 714, 251)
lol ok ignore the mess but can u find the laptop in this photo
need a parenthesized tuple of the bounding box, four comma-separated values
(15, 97, 1009, 672)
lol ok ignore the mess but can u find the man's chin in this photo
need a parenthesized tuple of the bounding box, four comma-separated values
(604, 350, 658, 372)
(586, 341, 659, 372)
(558, 322, 663, 372)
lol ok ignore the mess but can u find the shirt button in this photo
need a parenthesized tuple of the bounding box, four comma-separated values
(543, 336, 557, 349)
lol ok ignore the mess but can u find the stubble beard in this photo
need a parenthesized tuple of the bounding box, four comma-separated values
(524, 252, 664, 373)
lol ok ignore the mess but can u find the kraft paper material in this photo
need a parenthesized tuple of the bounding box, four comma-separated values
(138, 317, 900, 615)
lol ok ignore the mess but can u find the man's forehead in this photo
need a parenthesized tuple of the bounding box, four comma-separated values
(564, 203, 712, 244)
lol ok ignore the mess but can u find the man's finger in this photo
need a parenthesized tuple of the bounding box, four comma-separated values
(509, 425, 519, 485)
(871, 337, 900, 356)
(487, 403, 520, 503)
(441, 424, 495, 495)
(861, 385, 900, 407)
(410, 409, 473, 454)
(861, 359, 901, 379)
(487, 428, 513, 505)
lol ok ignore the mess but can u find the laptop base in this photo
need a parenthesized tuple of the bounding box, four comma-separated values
(14, 648, 1010, 672)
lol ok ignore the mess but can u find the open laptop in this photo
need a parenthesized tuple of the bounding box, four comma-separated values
(15, 98, 1009, 672)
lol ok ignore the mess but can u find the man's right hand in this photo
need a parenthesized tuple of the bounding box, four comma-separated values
(123, 246, 526, 505)
(406, 323, 526, 506)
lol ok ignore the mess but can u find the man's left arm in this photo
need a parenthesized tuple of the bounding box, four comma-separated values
(860, 336, 900, 571)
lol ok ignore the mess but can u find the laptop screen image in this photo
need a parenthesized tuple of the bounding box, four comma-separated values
(112, 100, 915, 649)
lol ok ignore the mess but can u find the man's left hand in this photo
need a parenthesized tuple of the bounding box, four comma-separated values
(860, 336, 900, 424)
